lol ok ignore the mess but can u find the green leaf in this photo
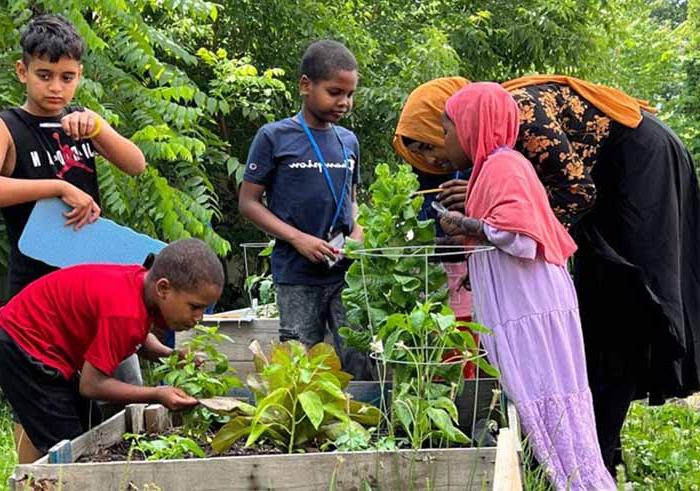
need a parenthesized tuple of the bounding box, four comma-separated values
(427, 408, 469, 443)
(298, 391, 324, 430)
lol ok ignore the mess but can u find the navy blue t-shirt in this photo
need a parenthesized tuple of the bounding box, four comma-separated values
(244, 117, 359, 285)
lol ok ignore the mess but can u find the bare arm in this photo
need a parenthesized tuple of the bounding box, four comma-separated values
(439, 210, 486, 241)
(239, 180, 337, 263)
(137, 333, 175, 362)
(62, 109, 146, 176)
(79, 361, 197, 410)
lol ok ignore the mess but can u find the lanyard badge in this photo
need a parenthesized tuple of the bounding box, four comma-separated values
(297, 112, 351, 240)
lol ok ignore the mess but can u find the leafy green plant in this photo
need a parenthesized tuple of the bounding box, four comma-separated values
(340, 164, 498, 449)
(378, 302, 498, 448)
(621, 401, 700, 489)
(124, 433, 205, 461)
(152, 325, 242, 435)
(341, 163, 448, 333)
(153, 325, 241, 398)
(322, 418, 373, 452)
(211, 341, 380, 454)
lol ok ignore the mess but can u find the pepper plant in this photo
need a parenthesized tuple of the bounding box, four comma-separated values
(152, 325, 242, 436)
(340, 164, 498, 448)
(211, 341, 380, 454)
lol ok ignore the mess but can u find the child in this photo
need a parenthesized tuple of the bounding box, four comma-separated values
(0, 14, 146, 299)
(437, 83, 615, 490)
(239, 40, 369, 378)
(0, 238, 222, 463)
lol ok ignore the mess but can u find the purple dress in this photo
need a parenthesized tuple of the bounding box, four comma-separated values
(469, 224, 615, 490)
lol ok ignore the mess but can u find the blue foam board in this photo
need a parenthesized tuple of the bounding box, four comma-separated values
(19, 198, 166, 268)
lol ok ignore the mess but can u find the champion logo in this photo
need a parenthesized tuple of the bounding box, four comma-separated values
(287, 158, 355, 172)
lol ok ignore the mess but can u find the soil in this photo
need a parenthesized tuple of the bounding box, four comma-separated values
(77, 430, 288, 463)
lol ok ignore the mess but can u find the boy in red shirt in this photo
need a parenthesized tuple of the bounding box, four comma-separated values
(0, 238, 223, 463)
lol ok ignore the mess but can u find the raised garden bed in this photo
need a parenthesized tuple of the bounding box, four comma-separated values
(10, 380, 520, 490)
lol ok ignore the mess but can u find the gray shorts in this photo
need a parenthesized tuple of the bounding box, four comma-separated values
(276, 281, 374, 380)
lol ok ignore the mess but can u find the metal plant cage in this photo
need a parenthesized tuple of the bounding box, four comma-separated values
(350, 244, 505, 447)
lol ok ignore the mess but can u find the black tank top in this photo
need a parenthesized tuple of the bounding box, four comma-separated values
(0, 107, 100, 298)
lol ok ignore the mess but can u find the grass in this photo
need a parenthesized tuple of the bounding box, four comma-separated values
(519, 400, 700, 490)
(620, 401, 700, 490)
(0, 400, 17, 491)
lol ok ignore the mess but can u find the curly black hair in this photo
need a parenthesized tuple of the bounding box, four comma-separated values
(149, 239, 224, 291)
(20, 14, 85, 65)
(299, 39, 357, 81)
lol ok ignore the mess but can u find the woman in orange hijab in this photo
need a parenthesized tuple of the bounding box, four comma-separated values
(394, 76, 700, 476)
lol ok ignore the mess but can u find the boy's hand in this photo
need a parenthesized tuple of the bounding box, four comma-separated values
(59, 181, 101, 229)
(290, 232, 338, 263)
(61, 109, 101, 140)
(438, 179, 468, 211)
(155, 386, 198, 410)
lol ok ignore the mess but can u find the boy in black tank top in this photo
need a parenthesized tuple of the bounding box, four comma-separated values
(0, 14, 147, 298)
(0, 14, 147, 463)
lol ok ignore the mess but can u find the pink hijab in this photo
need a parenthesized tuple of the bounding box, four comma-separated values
(444, 83, 577, 266)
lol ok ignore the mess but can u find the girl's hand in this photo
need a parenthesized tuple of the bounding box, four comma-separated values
(440, 210, 468, 236)
(438, 179, 468, 211)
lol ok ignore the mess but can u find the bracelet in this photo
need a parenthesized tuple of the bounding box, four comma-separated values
(86, 116, 102, 139)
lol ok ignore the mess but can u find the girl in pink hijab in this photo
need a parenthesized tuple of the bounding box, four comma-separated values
(439, 82, 615, 490)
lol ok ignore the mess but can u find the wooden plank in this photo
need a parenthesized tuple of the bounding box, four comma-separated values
(493, 429, 522, 491)
(12, 447, 498, 491)
(144, 404, 170, 433)
(125, 403, 147, 433)
(47, 439, 71, 464)
(177, 319, 280, 362)
(69, 410, 127, 462)
(506, 400, 522, 452)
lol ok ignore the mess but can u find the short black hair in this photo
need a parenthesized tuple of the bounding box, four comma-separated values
(149, 239, 224, 291)
(299, 40, 357, 82)
(20, 14, 85, 65)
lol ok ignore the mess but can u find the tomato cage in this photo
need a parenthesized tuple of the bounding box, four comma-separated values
(342, 244, 503, 449)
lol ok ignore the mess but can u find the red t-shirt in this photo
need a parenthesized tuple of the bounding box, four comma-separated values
(0, 264, 153, 379)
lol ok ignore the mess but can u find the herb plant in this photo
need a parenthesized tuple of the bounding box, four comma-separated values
(211, 341, 380, 454)
(124, 433, 205, 461)
(341, 163, 448, 333)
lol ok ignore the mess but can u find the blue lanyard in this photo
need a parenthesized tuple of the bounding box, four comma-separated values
(296, 112, 351, 234)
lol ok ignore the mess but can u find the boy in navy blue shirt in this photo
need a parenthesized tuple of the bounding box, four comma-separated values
(239, 40, 370, 378)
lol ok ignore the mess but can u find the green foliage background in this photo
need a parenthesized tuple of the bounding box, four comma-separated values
(0, 0, 697, 306)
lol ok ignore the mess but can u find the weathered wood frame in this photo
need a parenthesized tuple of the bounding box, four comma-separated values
(11, 397, 521, 490)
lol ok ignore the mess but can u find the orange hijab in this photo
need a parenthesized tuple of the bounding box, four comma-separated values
(445, 83, 577, 266)
(393, 75, 654, 175)
(392, 77, 470, 174)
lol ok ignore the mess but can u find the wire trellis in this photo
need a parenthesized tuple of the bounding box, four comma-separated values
(353, 243, 499, 447)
